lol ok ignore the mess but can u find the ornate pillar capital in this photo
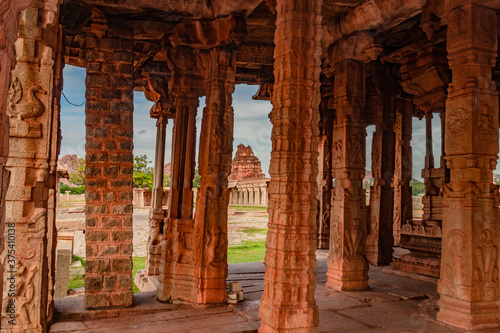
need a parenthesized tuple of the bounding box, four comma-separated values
(328, 32, 382, 66)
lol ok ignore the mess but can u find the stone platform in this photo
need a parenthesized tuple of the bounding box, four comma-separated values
(50, 253, 498, 333)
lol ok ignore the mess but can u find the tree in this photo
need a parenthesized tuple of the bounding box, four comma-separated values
(192, 170, 201, 189)
(69, 158, 85, 186)
(133, 155, 154, 190)
(410, 179, 425, 196)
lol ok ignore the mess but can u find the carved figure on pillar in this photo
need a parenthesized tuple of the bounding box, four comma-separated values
(1, 1, 63, 330)
(317, 76, 334, 249)
(157, 46, 203, 303)
(193, 46, 236, 304)
(326, 31, 381, 291)
(258, 0, 322, 331)
(144, 76, 174, 276)
(437, 2, 500, 329)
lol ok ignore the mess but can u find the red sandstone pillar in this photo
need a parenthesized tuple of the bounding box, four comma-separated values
(437, 2, 500, 330)
(192, 47, 235, 303)
(146, 116, 168, 276)
(84, 16, 134, 309)
(317, 80, 334, 249)
(365, 65, 396, 266)
(1, 1, 62, 330)
(157, 85, 199, 302)
(392, 98, 413, 245)
(326, 32, 381, 291)
(258, 0, 322, 331)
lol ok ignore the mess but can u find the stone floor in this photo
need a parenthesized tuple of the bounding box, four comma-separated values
(49, 251, 498, 333)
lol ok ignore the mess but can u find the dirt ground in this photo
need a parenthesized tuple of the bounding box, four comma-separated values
(56, 201, 269, 258)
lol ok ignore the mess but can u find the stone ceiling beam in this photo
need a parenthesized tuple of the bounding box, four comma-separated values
(324, 0, 427, 46)
(79, 0, 264, 19)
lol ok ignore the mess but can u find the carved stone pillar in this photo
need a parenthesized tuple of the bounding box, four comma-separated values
(191, 47, 235, 304)
(365, 64, 396, 266)
(392, 98, 413, 246)
(437, 3, 500, 330)
(146, 116, 168, 275)
(1, 1, 63, 331)
(84, 16, 134, 309)
(144, 78, 173, 276)
(317, 78, 334, 249)
(326, 32, 381, 291)
(157, 83, 199, 302)
(259, 0, 322, 331)
(386, 43, 450, 277)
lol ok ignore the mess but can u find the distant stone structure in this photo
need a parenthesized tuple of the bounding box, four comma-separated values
(228, 144, 265, 181)
(228, 145, 269, 206)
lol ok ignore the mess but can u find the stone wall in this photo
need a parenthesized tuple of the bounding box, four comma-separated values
(228, 144, 265, 181)
(83, 17, 134, 309)
(228, 179, 269, 206)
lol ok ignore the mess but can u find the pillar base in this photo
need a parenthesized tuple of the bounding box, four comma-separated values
(259, 300, 318, 332)
(326, 258, 369, 291)
(437, 295, 500, 330)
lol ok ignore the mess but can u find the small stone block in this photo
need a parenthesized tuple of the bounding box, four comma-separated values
(238, 291, 244, 301)
(227, 292, 238, 304)
(228, 281, 242, 292)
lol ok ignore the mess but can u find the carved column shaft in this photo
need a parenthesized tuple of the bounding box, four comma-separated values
(317, 80, 334, 249)
(437, 3, 500, 330)
(392, 98, 413, 246)
(146, 116, 168, 276)
(327, 59, 368, 290)
(366, 67, 396, 266)
(259, 1, 322, 331)
(1, 1, 62, 331)
(192, 47, 235, 304)
(168, 93, 198, 220)
(157, 87, 199, 302)
(425, 111, 434, 169)
(84, 21, 134, 309)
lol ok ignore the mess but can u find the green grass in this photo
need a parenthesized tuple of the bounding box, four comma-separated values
(241, 227, 268, 236)
(228, 240, 266, 264)
(229, 205, 268, 212)
(132, 257, 146, 293)
(71, 255, 86, 266)
(66, 256, 147, 294)
(68, 275, 85, 290)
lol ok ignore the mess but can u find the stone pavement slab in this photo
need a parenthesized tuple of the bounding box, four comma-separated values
(51, 259, 498, 333)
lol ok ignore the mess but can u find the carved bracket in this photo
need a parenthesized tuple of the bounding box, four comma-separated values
(170, 13, 247, 49)
(329, 32, 382, 65)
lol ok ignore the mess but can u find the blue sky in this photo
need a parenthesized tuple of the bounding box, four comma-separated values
(61, 65, 441, 179)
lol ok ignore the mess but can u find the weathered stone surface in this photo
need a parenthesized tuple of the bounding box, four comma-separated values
(228, 144, 265, 181)
(258, 0, 322, 331)
(326, 32, 381, 292)
(1, 1, 63, 331)
(437, 1, 500, 330)
(54, 249, 71, 299)
(84, 14, 134, 309)
(3, 0, 500, 332)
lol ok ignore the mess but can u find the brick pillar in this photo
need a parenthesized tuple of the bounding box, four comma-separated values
(365, 65, 396, 266)
(317, 79, 334, 249)
(192, 47, 235, 304)
(258, 0, 322, 331)
(84, 18, 134, 309)
(326, 32, 381, 291)
(1, 1, 62, 331)
(437, 3, 500, 330)
(157, 87, 199, 302)
(392, 98, 413, 245)
(146, 116, 168, 276)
